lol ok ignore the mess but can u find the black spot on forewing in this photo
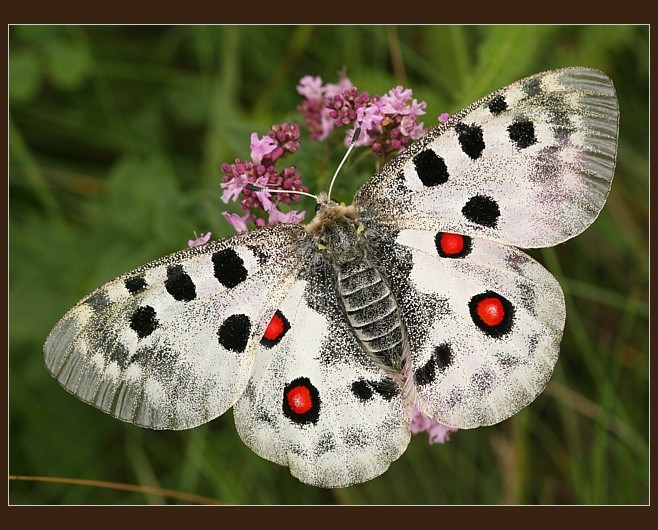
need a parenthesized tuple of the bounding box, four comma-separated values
(217, 314, 251, 353)
(125, 275, 147, 294)
(165, 265, 197, 302)
(508, 120, 537, 149)
(130, 305, 159, 339)
(455, 123, 485, 160)
(212, 248, 248, 288)
(462, 195, 500, 228)
(488, 95, 508, 115)
(413, 149, 449, 187)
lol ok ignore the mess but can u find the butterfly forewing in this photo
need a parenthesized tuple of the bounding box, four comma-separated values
(354, 67, 619, 248)
(44, 224, 310, 430)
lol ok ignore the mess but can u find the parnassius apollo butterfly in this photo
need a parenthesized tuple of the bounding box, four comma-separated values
(44, 67, 619, 488)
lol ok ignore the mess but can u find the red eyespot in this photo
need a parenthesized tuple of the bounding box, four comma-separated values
(439, 233, 465, 255)
(476, 296, 505, 327)
(261, 310, 290, 347)
(435, 232, 471, 258)
(264, 312, 285, 341)
(286, 385, 313, 415)
(282, 377, 320, 424)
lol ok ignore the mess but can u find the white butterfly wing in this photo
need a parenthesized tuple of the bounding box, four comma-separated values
(367, 227, 564, 428)
(233, 261, 411, 488)
(354, 67, 619, 248)
(43, 224, 309, 430)
(42, 66, 619, 488)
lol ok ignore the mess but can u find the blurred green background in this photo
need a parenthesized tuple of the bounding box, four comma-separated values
(9, 25, 648, 504)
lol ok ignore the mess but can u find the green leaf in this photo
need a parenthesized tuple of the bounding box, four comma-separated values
(44, 37, 92, 90)
(9, 49, 41, 101)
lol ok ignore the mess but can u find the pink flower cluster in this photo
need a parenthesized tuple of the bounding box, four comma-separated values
(297, 74, 428, 159)
(220, 123, 308, 232)
(410, 406, 458, 444)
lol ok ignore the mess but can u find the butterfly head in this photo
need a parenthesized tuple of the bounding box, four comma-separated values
(306, 199, 364, 264)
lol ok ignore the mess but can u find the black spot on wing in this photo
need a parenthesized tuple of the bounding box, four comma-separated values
(351, 378, 398, 402)
(415, 343, 454, 386)
(165, 265, 197, 302)
(125, 275, 147, 294)
(488, 95, 508, 115)
(413, 149, 449, 186)
(462, 195, 500, 228)
(455, 123, 485, 160)
(508, 120, 537, 149)
(435, 343, 454, 370)
(212, 248, 248, 288)
(351, 380, 373, 401)
(217, 314, 251, 353)
(129, 305, 159, 339)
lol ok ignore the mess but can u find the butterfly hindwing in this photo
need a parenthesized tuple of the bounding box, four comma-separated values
(233, 260, 411, 488)
(44, 224, 310, 430)
(354, 67, 619, 248)
(367, 226, 565, 428)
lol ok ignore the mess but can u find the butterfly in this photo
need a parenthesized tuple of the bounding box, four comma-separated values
(43, 67, 619, 488)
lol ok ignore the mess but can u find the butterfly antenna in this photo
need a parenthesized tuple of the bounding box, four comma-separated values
(245, 183, 319, 202)
(327, 127, 361, 201)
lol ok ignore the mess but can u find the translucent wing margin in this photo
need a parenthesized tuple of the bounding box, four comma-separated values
(43, 224, 309, 430)
(354, 67, 619, 248)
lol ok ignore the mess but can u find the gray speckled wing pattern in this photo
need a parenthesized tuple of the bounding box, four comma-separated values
(44, 224, 310, 430)
(233, 259, 410, 488)
(43, 67, 619, 488)
(354, 67, 619, 248)
(366, 227, 565, 429)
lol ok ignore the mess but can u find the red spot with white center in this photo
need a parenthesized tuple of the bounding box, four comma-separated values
(469, 290, 514, 338)
(476, 296, 505, 326)
(282, 377, 320, 424)
(286, 385, 313, 415)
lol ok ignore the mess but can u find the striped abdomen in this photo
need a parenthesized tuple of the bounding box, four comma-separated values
(335, 260, 405, 372)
